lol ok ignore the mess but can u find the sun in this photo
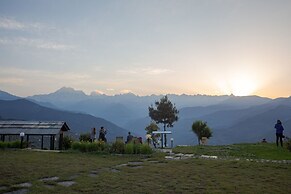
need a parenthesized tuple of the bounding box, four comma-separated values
(230, 77, 256, 96)
(218, 74, 257, 96)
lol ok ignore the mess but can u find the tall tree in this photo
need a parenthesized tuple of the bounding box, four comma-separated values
(149, 96, 179, 147)
(192, 120, 212, 145)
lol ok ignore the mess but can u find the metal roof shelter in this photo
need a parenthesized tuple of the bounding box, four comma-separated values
(0, 121, 70, 150)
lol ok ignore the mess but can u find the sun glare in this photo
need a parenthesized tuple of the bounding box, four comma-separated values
(218, 74, 257, 96)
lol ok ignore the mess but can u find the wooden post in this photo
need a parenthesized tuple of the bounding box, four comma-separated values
(161, 134, 164, 149)
(59, 133, 63, 150)
(41, 135, 44, 149)
(50, 135, 55, 150)
(26, 135, 29, 148)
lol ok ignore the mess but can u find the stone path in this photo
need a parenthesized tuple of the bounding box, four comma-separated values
(164, 151, 291, 164)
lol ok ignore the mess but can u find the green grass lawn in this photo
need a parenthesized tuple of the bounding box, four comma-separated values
(1, 145, 291, 194)
(173, 143, 291, 160)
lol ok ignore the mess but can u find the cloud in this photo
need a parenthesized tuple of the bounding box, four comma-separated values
(0, 77, 24, 85)
(0, 37, 74, 51)
(117, 67, 172, 76)
(143, 68, 172, 75)
(0, 18, 73, 51)
(0, 17, 52, 31)
(106, 88, 115, 91)
(0, 17, 25, 30)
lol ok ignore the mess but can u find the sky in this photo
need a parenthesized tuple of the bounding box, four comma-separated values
(0, 0, 290, 98)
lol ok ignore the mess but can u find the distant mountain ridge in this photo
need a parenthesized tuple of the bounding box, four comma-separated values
(1, 88, 290, 145)
(0, 99, 129, 141)
(0, 90, 20, 101)
(26, 87, 235, 126)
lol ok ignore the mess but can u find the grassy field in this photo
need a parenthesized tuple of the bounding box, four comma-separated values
(0, 144, 291, 194)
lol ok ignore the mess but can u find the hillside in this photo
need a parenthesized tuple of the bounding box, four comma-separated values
(0, 90, 19, 101)
(173, 97, 291, 145)
(0, 99, 129, 141)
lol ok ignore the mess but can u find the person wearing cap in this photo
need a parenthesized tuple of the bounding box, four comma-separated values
(274, 120, 284, 147)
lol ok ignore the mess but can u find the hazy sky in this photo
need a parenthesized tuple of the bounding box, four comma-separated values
(0, 0, 290, 98)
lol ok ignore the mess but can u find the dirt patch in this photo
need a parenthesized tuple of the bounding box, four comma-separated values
(16, 183, 32, 188)
(39, 176, 59, 182)
(3, 188, 28, 194)
(128, 161, 143, 165)
(0, 186, 8, 190)
(128, 166, 143, 169)
(57, 181, 76, 187)
(110, 169, 120, 173)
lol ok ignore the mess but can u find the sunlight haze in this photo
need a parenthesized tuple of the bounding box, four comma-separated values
(0, 0, 290, 98)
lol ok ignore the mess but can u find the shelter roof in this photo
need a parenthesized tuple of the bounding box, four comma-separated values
(0, 121, 70, 135)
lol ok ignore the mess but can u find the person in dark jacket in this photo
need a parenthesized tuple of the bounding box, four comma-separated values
(99, 126, 107, 142)
(274, 120, 284, 147)
(126, 132, 133, 144)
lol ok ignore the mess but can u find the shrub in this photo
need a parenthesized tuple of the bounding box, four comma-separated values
(286, 139, 291, 152)
(72, 141, 109, 153)
(72, 141, 80, 150)
(62, 136, 73, 150)
(71, 140, 152, 154)
(72, 141, 88, 152)
(10, 141, 21, 148)
(0, 141, 7, 149)
(111, 141, 125, 154)
(87, 142, 98, 152)
(79, 133, 91, 142)
(125, 143, 134, 154)
(133, 143, 141, 154)
(140, 144, 153, 154)
(0, 141, 26, 149)
(97, 141, 109, 152)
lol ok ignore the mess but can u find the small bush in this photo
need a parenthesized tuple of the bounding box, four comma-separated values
(62, 136, 73, 150)
(0, 141, 7, 149)
(111, 141, 125, 154)
(10, 141, 21, 148)
(71, 140, 152, 154)
(72, 141, 81, 150)
(79, 133, 91, 142)
(72, 141, 88, 152)
(125, 143, 134, 154)
(0, 141, 26, 149)
(133, 143, 141, 154)
(87, 142, 98, 152)
(286, 139, 291, 152)
(140, 144, 153, 154)
(72, 141, 109, 152)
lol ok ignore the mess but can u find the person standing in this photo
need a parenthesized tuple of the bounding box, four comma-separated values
(126, 132, 133, 144)
(90, 127, 96, 142)
(274, 120, 284, 147)
(99, 126, 107, 142)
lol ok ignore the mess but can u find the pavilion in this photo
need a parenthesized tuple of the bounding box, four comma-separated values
(0, 121, 70, 150)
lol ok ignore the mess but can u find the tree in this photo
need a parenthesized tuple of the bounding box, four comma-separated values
(145, 122, 159, 134)
(149, 96, 179, 147)
(192, 120, 212, 145)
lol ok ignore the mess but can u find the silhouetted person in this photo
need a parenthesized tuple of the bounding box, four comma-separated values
(138, 137, 143, 144)
(90, 127, 96, 142)
(274, 120, 284, 147)
(126, 132, 133, 144)
(99, 126, 107, 142)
